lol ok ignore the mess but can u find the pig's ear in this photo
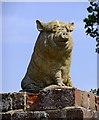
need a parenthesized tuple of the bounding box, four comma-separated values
(36, 20, 46, 31)
(68, 22, 74, 32)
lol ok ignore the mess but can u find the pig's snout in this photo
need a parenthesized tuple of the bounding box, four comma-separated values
(62, 31, 67, 36)
(59, 31, 68, 40)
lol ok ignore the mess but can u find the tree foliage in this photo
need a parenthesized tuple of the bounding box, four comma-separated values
(83, 1, 99, 53)
(90, 88, 99, 96)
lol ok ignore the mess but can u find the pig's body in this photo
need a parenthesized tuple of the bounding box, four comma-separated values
(21, 20, 74, 92)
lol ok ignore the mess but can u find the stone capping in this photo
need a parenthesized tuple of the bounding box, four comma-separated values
(0, 88, 99, 120)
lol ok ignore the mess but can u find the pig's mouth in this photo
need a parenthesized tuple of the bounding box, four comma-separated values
(58, 38, 68, 44)
(52, 35, 69, 49)
(59, 39, 68, 43)
(54, 38, 69, 49)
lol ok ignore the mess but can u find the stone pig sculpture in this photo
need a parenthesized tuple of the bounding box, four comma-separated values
(21, 20, 74, 92)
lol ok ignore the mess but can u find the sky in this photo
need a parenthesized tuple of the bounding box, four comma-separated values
(1, 2, 97, 93)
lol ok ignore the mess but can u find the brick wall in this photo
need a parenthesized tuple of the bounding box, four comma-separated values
(0, 88, 99, 120)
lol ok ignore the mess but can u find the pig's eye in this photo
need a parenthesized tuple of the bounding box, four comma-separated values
(65, 27, 69, 32)
(46, 29, 56, 33)
(64, 25, 70, 32)
(53, 24, 59, 28)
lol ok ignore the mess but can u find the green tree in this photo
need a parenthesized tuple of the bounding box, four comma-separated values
(90, 88, 99, 96)
(83, 1, 99, 53)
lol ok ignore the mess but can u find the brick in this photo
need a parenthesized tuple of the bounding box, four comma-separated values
(27, 88, 77, 110)
(0, 93, 11, 112)
(0, 90, 98, 120)
(95, 96, 99, 104)
(33, 111, 48, 119)
(0, 113, 11, 120)
(12, 111, 34, 120)
(81, 91, 89, 109)
(27, 88, 96, 111)
(39, 88, 75, 110)
(81, 107, 94, 118)
(61, 107, 83, 120)
(89, 92, 95, 110)
(96, 104, 99, 111)
(95, 96, 99, 111)
(75, 89, 82, 106)
(11, 92, 25, 110)
(12, 111, 48, 120)
(93, 111, 99, 120)
(26, 92, 40, 110)
(46, 109, 61, 119)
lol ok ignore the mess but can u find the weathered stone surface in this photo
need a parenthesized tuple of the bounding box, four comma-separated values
(0, 89, 98, 119)
(0, 113, 11, 120)
(12, 111, 33, 120)
(39, 88, 75, 110)
(47, 107, 83, 119)
(12, 111, 48, 120)
(46, 109, 61, 119)
(11, 92, 25, 110)
(93, 111, 99, 120)
(28, 88, 76, 110)
(81, 107, 94, 118)
(0, 93, 11, 112)
(21, 20, 74, 93)
(61, 107, 83, 120)
(33, 111, 48, 120)
(26, 88, 97, 111)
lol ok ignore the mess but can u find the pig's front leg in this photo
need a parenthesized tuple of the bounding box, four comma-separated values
(55, 70, 66, 86)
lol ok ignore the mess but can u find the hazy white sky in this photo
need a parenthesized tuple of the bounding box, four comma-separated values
(2, 2, 97, 92)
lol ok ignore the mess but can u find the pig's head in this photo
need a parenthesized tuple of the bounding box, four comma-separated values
(36, 20, 74, 55)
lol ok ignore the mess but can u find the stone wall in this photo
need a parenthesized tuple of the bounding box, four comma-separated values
(0, 88, 99, 120)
